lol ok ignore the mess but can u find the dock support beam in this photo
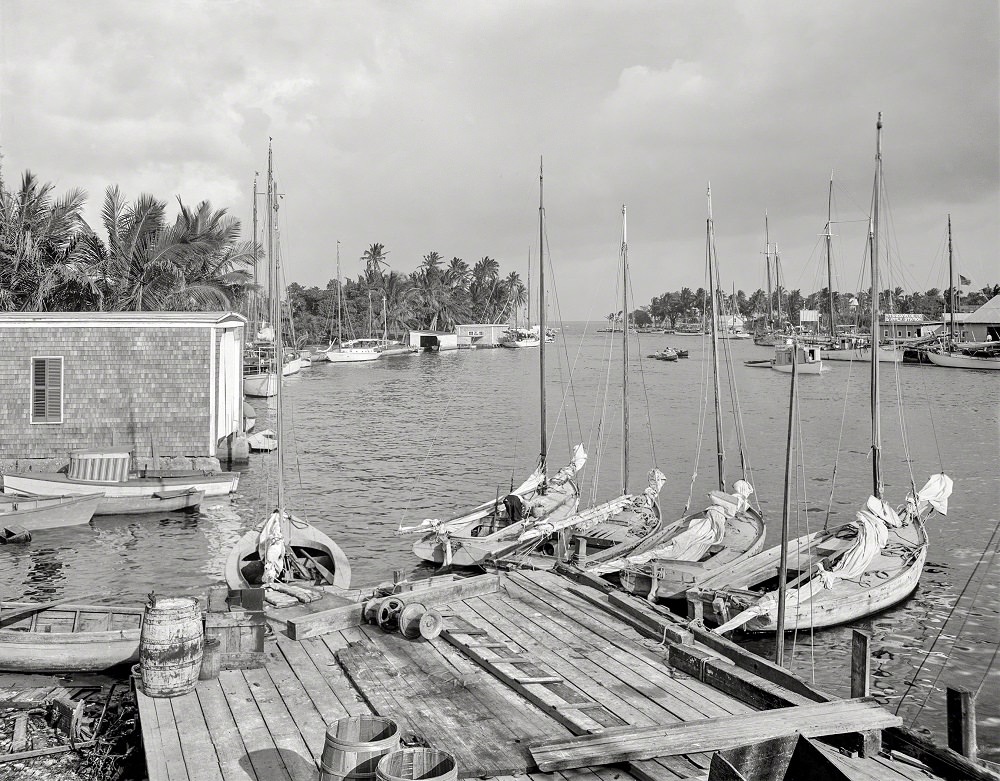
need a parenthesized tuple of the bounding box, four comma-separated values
(850, 630, 871, 698)
(946, 686, 977, 761)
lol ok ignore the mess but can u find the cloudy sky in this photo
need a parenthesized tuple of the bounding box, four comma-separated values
(1, 1, 996, 319)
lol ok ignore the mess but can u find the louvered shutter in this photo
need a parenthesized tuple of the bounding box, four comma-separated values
(31, 357, 63, 423)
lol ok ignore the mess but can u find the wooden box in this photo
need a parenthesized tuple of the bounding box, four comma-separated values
(203, 611, 265, 670)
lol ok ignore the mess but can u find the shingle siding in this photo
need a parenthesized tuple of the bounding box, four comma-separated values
(0, 325, 220, 459)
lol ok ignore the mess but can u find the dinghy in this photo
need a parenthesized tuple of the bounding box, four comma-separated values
(0, 601, 143, 673)
(0, 491, 103, 531)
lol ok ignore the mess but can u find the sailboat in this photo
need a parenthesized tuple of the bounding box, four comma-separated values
(753, 215, 784, 347)
(815, 173, 902, 364)
(243, 175, 280, 398)
(925, 217, 1000, 371)
(690, 115, 953, 634)
(226, 142, 351, 610)
(402, 160, 587, 567)
(599, 187, 765, 598)
(323, 245, 388, 363)
(500, 250, 541, 348)
(494, 205, 667, 570)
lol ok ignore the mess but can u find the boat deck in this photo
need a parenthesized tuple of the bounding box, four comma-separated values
(136, 570, 945, 781)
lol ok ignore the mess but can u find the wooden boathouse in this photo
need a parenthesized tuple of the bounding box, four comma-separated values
(0, 311, 246, 462)
(135, 568, 993, 781)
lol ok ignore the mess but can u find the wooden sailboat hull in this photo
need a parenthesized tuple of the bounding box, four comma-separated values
(617, 507, 766, 600)
(822, 345, 902, 363)
(93, 488, 204, 515)
(925, 350, 1000, 370)
(325, 349, 383, 362)
(690, 517, 928, 632)
(771, 361, 828, 374)
(244, 372, 278, 397)
(3, 471, 238, 512)
(0, 492, 102, 531)
(0, 602, 143, 673)
(225, 517, 352, 592)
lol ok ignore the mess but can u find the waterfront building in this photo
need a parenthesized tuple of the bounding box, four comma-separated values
(454, 323, 511, 348)
(0, 311, 246, 462)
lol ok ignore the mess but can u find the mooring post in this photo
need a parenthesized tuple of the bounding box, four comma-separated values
(851, 629, 871, 698)
(947, 686, 978, 761)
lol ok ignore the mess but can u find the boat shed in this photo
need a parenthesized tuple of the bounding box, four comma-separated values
(455, 323, 510, 347)
(407, 330, 460, 351)
(961, 294, 1000, 342)
(0, 311, 245, 461)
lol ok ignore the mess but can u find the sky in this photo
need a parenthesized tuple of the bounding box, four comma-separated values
(1, 0, 997, 320)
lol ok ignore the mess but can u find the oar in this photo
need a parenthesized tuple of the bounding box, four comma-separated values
(299, 549, 338, 586)
(0, 593, 105, 628)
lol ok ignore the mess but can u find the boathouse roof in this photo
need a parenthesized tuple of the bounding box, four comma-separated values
(964, 294, 1000, 323)
(0, 311, 246, 327)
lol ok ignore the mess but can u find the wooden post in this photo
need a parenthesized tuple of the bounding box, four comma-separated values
(851, 630, 871, 698)
(393, 569, 404, 585)
(555, 530, 568, 563)
(947, 686, 977, 761)
(575, 536, 587, 561)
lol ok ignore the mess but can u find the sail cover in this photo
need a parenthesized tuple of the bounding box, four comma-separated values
(258, 510, 286, 583)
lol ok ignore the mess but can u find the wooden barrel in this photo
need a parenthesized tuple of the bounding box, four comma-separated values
(376, 748, 457, 781)
(398, 603, 426, 639)
(320, 715, 399, 781)
(139, 596, 204, 698)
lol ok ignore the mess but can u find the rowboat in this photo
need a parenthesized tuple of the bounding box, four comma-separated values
(0, 492, 103, 531)
(94, 488, 204, 515)
(0, 601, 143, 672)
(925, 341, 1000, 370)
(2, 449, 238, 515)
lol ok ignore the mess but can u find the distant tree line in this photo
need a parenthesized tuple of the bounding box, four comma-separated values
(633, 284, 1000, 329)
(0, 167, 530, 345)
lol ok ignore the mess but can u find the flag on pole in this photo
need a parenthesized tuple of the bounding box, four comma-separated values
(959, 274, 972, 286)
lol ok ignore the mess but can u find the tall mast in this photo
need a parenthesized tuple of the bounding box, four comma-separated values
(267, 139, 284, 512)
(621, 204, 630, 494)
(538, 157, 547, 482)
(251, 174, 259, 333)
(527, 247, 532, 330)
(764, 213, 773, 330)
(870, 114, 883, 500)
(775, 245, 783, 328)
(947, 214, 955, 348)
(336, 241, 342, 345)
(707, 185, 726, 491)
(775, 308, 798, 662)
(825, 172, 837, 337)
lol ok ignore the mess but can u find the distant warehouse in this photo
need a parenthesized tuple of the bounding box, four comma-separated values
(0, 311, 245, 461)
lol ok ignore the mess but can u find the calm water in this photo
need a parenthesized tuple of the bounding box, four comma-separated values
(1, 327, 997, 758)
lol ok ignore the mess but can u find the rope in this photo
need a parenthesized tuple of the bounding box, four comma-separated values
(898, 518, 1000, 721)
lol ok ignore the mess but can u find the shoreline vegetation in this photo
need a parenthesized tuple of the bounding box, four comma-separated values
(2, 168, 996, 346)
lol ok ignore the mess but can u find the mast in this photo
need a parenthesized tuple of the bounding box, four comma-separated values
(267, 139, 285, 513)
(870, 114, 883, 500)
(775, 312, 798, 662)
(764, 213, 773, 330)
(527, 247, 532, 331)
(621, 204, 630, 494)
(825, 172, 837, 338)
(947, 214, 955, 349)
(775, 245, 783, 329)
(538, 157, 547, 482)
(706, 185, 726, 491)
(251, 174, 259, 334)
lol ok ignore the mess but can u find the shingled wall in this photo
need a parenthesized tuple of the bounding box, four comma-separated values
(0, 325, 214, 459)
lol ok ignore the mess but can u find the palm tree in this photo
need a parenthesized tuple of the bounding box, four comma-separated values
(498, 271, 526, 322)
(0, 170, 94, 310)
(361, 243, 390, 289)
(471, 256, 501, 321)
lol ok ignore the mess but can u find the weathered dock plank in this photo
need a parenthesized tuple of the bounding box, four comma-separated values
(152, 695, 190, 779)
(169, 691, 224, 781)
(196, 681, 257, 781)
(217, 671, 294, 781)
(135, 688, 170, 781)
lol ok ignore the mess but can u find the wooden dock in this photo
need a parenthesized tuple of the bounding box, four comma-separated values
(135, 569, 981, 781)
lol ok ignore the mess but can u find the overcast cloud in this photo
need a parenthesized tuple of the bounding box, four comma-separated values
(1, 0, 996, 319)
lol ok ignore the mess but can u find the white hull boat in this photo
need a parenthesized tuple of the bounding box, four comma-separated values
(244, 371, 278, 397)
(925, 345, 1000, 370)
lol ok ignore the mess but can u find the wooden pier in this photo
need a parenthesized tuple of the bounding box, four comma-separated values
(135, 569, 990, 781)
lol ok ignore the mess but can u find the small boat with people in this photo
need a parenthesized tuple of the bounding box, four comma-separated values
(745, 342, 828, 374)
(0, 599, 144, 673)
(499, 326, 541, 348)
(650, 347, 678, 361)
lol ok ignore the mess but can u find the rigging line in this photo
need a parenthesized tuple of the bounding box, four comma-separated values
(897, 518, 1000, 719)
(795, 382, 817, 684)
(975, 632, 1000, 699)
(625, 273, 658, 466)
(824, 358, 855, 530)
(684, 281, 714, 513)
(909, 529, 1000, 727)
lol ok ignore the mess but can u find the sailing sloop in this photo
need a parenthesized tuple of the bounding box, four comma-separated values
(226, 141, 351, 612)
(402, 445, 587, 567)
(691, 477, 951, 633)
(581, 188, 765, 595)
(692, 115, 953, 634)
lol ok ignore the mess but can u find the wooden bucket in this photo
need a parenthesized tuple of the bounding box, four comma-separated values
(320, 715, 400, 781)
(139, 596, 204, 698)
(376, 748, 457, 781)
